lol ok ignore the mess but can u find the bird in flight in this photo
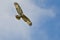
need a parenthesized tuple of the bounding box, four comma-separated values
(14, 2, 32, 26)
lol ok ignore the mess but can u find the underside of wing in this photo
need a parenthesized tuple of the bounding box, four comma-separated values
(22, 14, 32, 26)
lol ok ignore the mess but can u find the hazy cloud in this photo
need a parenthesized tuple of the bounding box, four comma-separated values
(0, 0, 56, 40)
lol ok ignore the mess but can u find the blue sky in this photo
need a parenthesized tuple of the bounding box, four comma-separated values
(32, 0, 60, 40)
(0, 0, 60, 40)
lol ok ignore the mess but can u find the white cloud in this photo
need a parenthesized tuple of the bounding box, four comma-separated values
(0, 0, 56, 40)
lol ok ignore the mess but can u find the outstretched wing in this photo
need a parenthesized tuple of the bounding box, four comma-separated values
(14, 2, 23, 15)
(22, 14, 32, 26)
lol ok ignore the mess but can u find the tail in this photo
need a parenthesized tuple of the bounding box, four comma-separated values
(15, 15, 21, 20)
